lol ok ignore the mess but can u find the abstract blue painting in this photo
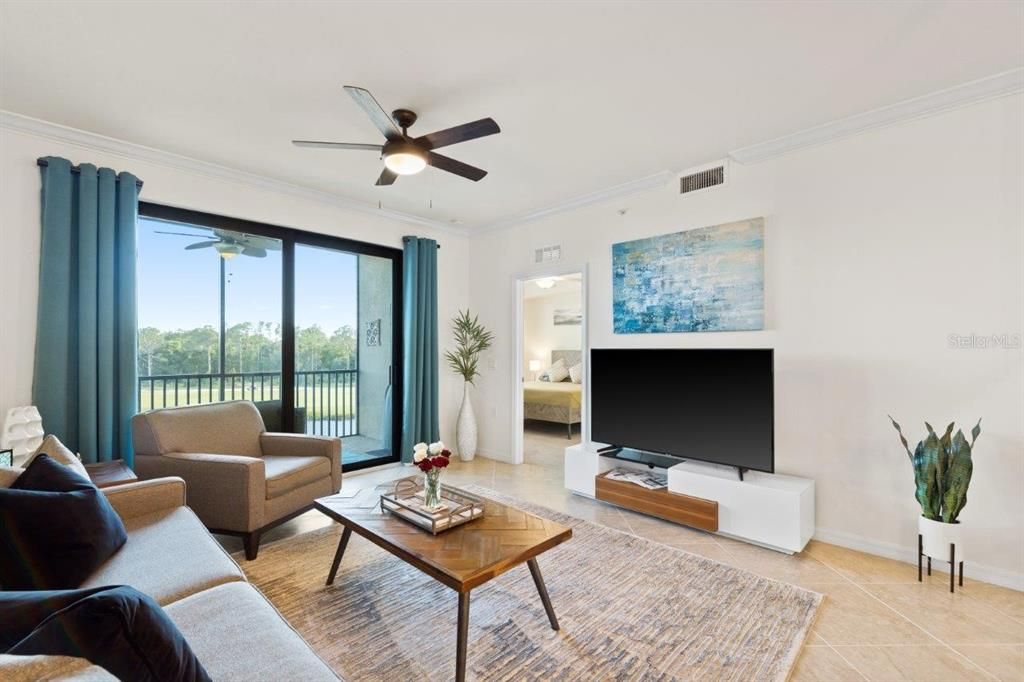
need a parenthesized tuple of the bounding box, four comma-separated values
(613, 218, 764, 333)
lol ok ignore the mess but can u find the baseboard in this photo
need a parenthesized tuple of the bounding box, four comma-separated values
(813, 526, 1024, 592)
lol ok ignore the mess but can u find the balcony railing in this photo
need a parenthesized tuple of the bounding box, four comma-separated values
(138, 370, 358, 437)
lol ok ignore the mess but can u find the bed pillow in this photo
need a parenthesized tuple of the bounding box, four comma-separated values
(25, 435, 89, 480)
(569, 363, 583, 384)
(539, 358, 566, 382)
(546, 364, 570, 383)
(0, 455, 127, 590)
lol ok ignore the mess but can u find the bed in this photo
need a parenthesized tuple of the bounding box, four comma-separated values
(524, 350, 582, 439)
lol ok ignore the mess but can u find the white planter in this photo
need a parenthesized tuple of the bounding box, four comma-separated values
(457, 382, 477, 462)
(919, 516, 964, 560)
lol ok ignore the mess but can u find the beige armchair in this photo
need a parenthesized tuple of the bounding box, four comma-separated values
(131, 401, 341, 560)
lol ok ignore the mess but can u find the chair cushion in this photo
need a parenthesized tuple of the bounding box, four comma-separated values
(0, 456, 127, 590)
(263, 456, 331, 500)
(81, 506, 245, 606)
(132, 401, 266, 457)
(165, 582, 338, 681)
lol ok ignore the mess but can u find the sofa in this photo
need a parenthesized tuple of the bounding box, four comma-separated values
(132, 401, 341, 559)
(0, 475, 340, 681)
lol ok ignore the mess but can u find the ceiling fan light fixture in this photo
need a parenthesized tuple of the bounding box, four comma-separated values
(215, 242, 243, 260)
(382, 140, 427, 175)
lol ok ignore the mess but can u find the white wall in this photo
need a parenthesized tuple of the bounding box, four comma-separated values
(0, 126, 470, 450)
(468, 94, 1024, 588)
(524, 289, 583, 372)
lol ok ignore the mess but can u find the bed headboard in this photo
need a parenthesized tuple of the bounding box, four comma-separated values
(551, 350, 582, 367)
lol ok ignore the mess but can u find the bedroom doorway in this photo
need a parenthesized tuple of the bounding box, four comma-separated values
(516, 271, 585, 467)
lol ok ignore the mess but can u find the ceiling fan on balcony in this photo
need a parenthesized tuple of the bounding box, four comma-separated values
(292, 85, 501, 186)
(155, 229, 281, 260)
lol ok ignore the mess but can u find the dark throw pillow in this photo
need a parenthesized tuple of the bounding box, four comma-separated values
(1, 585, 212, 682)
(0, 454, 127, 589)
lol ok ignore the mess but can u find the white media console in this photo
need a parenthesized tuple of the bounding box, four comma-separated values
(565, 443, 815, 554)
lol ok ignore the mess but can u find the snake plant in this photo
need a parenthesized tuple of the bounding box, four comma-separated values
(889, 417, 981, 523)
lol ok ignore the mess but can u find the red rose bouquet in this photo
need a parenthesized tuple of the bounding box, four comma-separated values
(413, 442, 450, 510)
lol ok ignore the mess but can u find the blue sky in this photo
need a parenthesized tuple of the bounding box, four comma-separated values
(138, 218, 360, 332)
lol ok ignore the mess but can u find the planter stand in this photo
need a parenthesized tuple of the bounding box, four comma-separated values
(918, 534, 964, 593)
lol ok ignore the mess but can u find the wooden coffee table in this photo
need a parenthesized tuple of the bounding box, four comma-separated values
(315, 485, 572, 682)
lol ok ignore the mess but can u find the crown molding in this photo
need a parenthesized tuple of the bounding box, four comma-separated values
(476, 170, 675, 233)
(0, 110, 469, 237)
(729, 68, 1024, 165)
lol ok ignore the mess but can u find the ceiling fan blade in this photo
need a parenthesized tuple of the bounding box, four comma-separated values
(292, 140, 383, 151)
(240, 236, 282, 250)
(416, 118, 500, 150)
(242, 247, 267, 258)
(344, 86, 401, 140)
(185, 240, 219, 250)
(427, 152, 487, 182)
(155, 230, 212, 238)
(375, 168, 398, 186)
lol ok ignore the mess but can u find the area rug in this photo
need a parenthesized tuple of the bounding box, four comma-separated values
(241, 486, 822, 681)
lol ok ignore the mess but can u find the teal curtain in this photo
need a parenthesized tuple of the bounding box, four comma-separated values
(33, 157, 140, 466)
(400, 236, 440, 463)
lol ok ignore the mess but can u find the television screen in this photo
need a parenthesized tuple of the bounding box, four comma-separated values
(590, 348, 774, 473)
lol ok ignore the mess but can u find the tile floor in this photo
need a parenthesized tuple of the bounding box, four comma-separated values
(217, 428, 1024, 681)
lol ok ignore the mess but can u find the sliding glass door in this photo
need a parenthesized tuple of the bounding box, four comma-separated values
(136, 203, 402, 471)
(294, 244, 395, 464)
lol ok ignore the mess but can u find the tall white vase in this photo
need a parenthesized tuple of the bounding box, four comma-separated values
(457, 382, 477, 462)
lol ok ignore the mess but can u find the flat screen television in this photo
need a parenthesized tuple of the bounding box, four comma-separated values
(590, 348, 774, 473)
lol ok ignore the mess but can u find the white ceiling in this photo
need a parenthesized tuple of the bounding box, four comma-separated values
(2, 1, 1022, 228)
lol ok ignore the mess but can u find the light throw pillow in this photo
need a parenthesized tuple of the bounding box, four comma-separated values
(539, 358, 566, 382)
(26, 435, 89, 480)
(0, 467, 25, 489)
(569, 363, 583, 384)
(546, 364, 570, 383)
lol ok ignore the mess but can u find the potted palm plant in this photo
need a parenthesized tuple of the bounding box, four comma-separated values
(445, 310, 494, 461)
(888, 416, 981, 590)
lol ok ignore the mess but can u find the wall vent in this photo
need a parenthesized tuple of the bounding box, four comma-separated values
(680, 165, 725, 195)
(534, 245, 562, 264)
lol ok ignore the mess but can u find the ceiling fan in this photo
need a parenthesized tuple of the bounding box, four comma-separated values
(292, 85, 500, 186)
(155, 229, 281, 260)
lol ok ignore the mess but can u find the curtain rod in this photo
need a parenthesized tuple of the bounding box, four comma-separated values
(402, 236, 441, 249)
(36, 158, 144, 189)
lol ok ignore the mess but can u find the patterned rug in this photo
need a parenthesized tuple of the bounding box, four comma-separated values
(241, 486, 822, 681)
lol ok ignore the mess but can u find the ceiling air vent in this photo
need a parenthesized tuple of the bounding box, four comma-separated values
(534, 245, 562, 264)
(680, 165, 725, 195)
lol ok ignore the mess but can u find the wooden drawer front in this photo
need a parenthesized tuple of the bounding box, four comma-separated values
(595, 474, 718, 532)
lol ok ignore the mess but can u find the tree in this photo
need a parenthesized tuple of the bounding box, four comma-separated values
(138, 327, 162, 376)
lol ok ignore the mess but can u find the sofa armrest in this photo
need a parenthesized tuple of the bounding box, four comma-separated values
(134, 452, 266, 532)
(102, 477, 186, 521)
(260, 432, 342, 492)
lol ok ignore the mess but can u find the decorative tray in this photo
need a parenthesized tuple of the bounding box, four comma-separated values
(380, 476, 485, 534)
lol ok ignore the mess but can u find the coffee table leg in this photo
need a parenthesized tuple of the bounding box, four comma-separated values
(326, 527, 352, 586)
(456, 591, 470, 682)
(527, 558, 559, 631)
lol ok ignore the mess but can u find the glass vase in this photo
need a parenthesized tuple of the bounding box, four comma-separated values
(423, 469, 443, 511)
